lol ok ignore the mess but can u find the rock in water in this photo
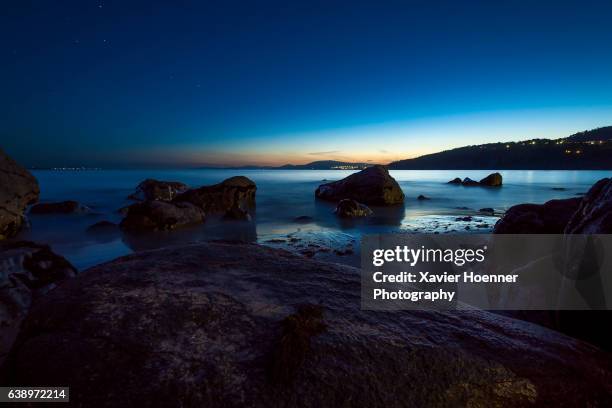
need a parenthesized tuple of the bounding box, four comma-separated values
(128, 179, 188, 202)
(0, 150, 40, 239)
(479, 172, 503, 187)
(417, 195, 430, 200)
(461, 177, 480, 186)
(315, 165, 404, 205)
(493, 198, 581, 234)
(173, 176, 256, 214)
(334, 199, 373, 218)
(565, 178, 612, 233)
(0, 241, 77, 362)
(120, 201, 205, 231)
(4, 242, 612, 407)
(30, 200, 90, 214)
(447, 177, 462, 184)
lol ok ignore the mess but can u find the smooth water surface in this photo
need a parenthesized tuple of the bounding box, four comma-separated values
(16, 169, 609, 269)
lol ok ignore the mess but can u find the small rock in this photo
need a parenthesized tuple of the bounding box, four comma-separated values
(552, 187, 567, 191)
(417, 195, 430, 200)
(479, 172, 503, 187)
(448, 178, 462, 184)
(173, 176, 256, 214)
(462, 177, 480, 186)
(479, 208, 495, 214)
(455, 216, 473, 222)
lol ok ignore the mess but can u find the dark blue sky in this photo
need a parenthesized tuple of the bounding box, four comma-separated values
(2, 0, 612, 167)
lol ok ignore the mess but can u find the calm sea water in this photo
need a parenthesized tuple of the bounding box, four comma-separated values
(16, 169, 609, 270)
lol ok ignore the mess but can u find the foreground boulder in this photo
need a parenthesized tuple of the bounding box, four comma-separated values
(4, 242, 612, 407)
(493, 197, 581, 234)
(315, 165, 404, 205)
(30, 200, 90, 214)
(0, 241, 76, 362)
(565, 178, 612, 233)
(128, 179, 188, 202)
(120, 201, 205, 231)
(334, 199, 373, 218)
(0, 150, 40, 239)
(173, 176, 256, 214)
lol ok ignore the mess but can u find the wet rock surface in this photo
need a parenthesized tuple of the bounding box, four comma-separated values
(315, 165, 404, 205)
(565, 177, 612, 233)
(30, 200, 90, 214)
(120, 201, 205, 231)
(0, 241, 77, 363)
(334, 199, 373, 218)
(493, 197, 581, 234)
(173, 176, 256, 214)
(128, 179, 188, 202)
(3, 242, 612, 407)
(0, 150, 40, 240)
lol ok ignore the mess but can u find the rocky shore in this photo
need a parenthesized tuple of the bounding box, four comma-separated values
(4, 242, 612, 407)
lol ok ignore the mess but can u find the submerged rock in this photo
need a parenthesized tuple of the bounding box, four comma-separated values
(30, 200, 90, 214)
(417, 195, 430, 200)
(0, 150, 40, 239)
(565, 178, 612, 233)
(86, 220, 117, 233)
(120, 201, 205, 231)
(293, 215, 313, 223)
(173, 176, 256, 214)
(493, 197, 581, 234)
(4, 242, 612, 407)
(315, 165, 404, 205)
(479, 207, 495, 214)
(334, 199, 373, 218)
(0, 241, 77, 361)
(128, 179, 188, 202)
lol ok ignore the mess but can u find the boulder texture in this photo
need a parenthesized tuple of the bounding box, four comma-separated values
(334, 199, 373, 218)
(493, 198, 582, 234)
(4, 242, 612, 407)
(173, 176, 256, 214)
(0, 241, 77, 362)
(0, 150, 40, 239)
(30, 200, 90, 214)
(565, 178, 612, 233)
(120, 201, 205, 231)
(128, 179, 188, 202)
(479, 172, 503, 187)
(315, 165, 404, 205)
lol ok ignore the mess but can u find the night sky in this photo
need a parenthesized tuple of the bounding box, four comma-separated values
(2, 0, 612, 167)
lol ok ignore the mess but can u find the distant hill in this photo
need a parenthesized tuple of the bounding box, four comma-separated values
(198, 160, 375, 170)
(278, 160, 373, 170)
(388, 126, 612, 170)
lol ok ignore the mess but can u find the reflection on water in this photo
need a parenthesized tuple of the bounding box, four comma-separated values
(14, 169, 608, 269)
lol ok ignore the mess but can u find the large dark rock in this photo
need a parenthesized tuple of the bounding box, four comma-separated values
(173, 176, 256, 214)
(493, 198, 581, 234)
(479, 172, 503, 187)
(30, 200, 90, 214)
(0, 150, 40, 239)
(334, 199, 373, 218)
(0, 241, 76, 362)
(128, 179, 188, 202)
(315, 165, 404, 205)
(565, 178, 612, 233)
(4, 242, 612, 407)
(120, 201, 205, 231)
